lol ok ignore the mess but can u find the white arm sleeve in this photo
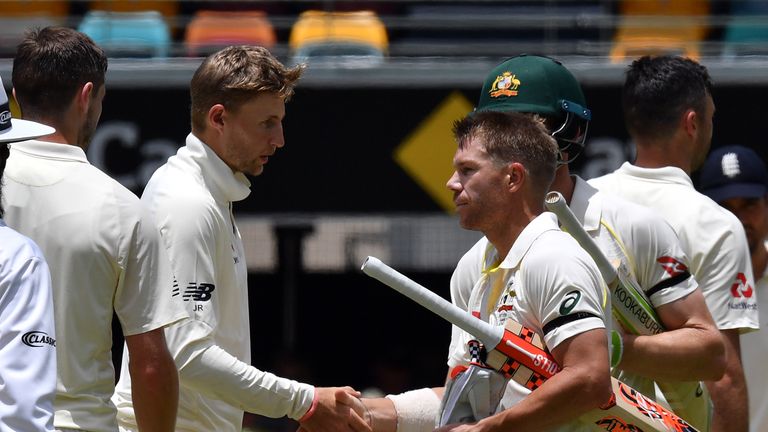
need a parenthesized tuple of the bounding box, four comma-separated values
(0, 256, 56, 432)
(171, 319, 314, 420)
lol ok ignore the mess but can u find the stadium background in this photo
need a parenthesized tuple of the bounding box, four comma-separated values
(2, 0, 768, 430)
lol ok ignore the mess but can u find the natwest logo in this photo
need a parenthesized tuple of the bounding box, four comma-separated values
(657, 256, 689, 277)
(731, 273, 754, 298)
(22, 331, 56, 347)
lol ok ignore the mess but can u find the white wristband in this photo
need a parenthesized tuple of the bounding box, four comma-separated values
(386, 388, 441, 432)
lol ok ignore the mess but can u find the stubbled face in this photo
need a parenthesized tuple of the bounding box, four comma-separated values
(80, 83, 105, 149)
(691, 94, 715, 171)
(721, 196, 768, 254)
(220, 92, 286, 176)
(446, 136, 510, 234)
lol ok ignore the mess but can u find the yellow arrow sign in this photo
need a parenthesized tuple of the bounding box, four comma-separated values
(394, 91, 473, 212)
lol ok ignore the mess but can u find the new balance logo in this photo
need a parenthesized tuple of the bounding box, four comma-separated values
(731, 273, 753, 298)
(183, 282, 216, 302)
(657, 256, 688, 277)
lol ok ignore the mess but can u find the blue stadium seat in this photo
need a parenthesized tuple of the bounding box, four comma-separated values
(722, 0, 768, 57)
(78, 10, 171, 58)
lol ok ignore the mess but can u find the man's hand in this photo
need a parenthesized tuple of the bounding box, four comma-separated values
(298, 387, 372, 432)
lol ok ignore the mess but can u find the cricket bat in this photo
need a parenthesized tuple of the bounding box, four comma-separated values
(361, 256, 699, 432)
(544, 191, 710, 431)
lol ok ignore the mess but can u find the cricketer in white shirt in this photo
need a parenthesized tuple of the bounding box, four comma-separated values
(3, 140, 188, 431)
(449, 212, 609, 432)
(113, 133, 315, 432)
(741, 240, 768, 432)
(590, 163, 759, 332)
(0, 220, 56, 432)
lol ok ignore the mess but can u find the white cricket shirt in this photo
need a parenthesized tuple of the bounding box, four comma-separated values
(0, 220, 56, 432)
(113, 133, 314, 432)
(570, 176, 703, 409)
(3, 140, 187, 431)
(742, 241, 768, 432)
(449, 212, 608, 432)
(589, 163, 758, 332)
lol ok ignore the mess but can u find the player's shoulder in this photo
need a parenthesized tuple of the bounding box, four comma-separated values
(143, 159, 213, 209)
(598, 190, 677, 236)
(587, 171, 615, 188)
(528, 220, 594, 268)
(0, 224, 47, 276)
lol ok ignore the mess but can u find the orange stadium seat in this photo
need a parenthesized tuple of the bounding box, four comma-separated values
(289, 10, 388, 63)
(0, 1, 69, 57)
(89, 0, 178, 18)
(184, 10, 276, 57)
(610, 0, 710, 62)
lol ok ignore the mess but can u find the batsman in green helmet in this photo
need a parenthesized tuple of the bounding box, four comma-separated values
(462, 54, 725, 431)
(475, 54, 591, 164)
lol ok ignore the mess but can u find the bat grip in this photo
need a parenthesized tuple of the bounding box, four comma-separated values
(361, 256, 505, 348)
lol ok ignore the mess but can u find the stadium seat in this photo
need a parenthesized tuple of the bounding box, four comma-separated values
(0, 1, 69, 57)
(184, 10, 276, 57)
(289, 10, 388, 65)
(610, 0, 710, 62)
(78, 10, 171, 58)
(89, 1, 178, 19)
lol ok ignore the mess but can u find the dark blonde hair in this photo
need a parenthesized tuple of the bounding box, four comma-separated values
(453, 111, 559, 198)
(190, 46, 304, 132)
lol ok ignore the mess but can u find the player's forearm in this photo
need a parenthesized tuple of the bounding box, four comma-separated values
(477, 367, 610, 432)
(706, 329, 748, 432)
(360, 396, 398, 432)
(127, 335, 179, 432)
(619, 326, 725, 381)
(177, 343, 314, 419)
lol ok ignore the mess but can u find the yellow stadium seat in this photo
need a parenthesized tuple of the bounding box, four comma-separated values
(610, 0, 710, 62)
(184, 10, 276, 57)
(289, 10, 388, 62)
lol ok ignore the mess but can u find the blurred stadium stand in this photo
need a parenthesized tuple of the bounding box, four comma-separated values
(4, 2, 768, 431)
(1, 0, 768, 85)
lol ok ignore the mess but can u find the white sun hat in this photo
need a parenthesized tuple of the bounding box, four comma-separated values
(0, 76, 55, 144)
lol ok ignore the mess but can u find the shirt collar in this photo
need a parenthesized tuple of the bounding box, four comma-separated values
(186, 133, 251, 203)
(616, 161, 693, 188)
(9, 139, 89, 164)
(488, 212, 561, 270)
(570, 175, 602, 233)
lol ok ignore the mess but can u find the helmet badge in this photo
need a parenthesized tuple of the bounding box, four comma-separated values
(489, 72, 521, 98)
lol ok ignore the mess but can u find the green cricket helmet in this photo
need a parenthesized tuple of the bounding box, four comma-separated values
(475, 54, 591, 163)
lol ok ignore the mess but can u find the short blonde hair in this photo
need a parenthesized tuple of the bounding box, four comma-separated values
(453, 111, 559, 199)
(190, 46, 304, 132)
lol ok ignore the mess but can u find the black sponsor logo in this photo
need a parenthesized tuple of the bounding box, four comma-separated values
(183, 282, 216, 302)
(22, 331, 56, 347)
(614, 284, 663, 335)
